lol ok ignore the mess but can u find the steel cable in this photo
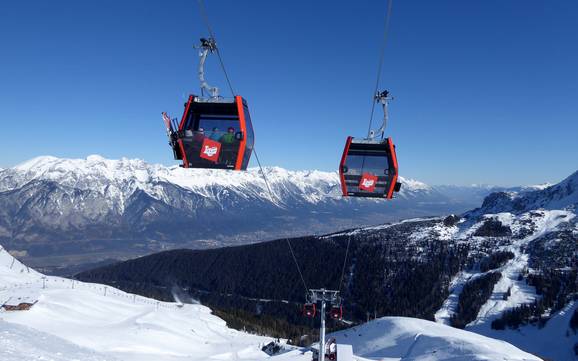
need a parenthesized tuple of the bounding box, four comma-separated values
(197, 0, 236, 96)
(253, 147, 309, 294)
(367, 0, 393, 138)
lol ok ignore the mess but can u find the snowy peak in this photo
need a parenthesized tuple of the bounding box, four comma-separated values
(4, 155, 570, 262)
(543, 169, 578, 208)
(0, 156, 464, 260)
(470, 170, 578, 216)
(4, 154, 424, 198)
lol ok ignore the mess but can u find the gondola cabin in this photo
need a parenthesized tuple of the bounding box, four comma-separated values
(339, 136, 401, 199)
(329, 305, 343, 320)
(303, 303, 316, 318)
(169, 95, 254, 170)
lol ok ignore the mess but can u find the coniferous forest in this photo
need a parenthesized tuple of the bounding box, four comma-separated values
(77, 215, 577, 342)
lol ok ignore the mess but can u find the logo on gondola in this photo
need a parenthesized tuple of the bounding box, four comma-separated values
(359, 172, 378, 192)
(199, 138, 221, 162)
(361, 178, 375, 187)
(204, 146, 218, 157)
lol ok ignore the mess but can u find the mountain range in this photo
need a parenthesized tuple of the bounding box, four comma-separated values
(0, 155, 535, 267)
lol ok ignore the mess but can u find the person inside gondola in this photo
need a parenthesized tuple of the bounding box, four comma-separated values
(219, 127, 237, 166)
(186, 128, 205, 164)
(208, 127, 221, 141)
(193, 128, 205, 144)
(219, 127, 235, 144)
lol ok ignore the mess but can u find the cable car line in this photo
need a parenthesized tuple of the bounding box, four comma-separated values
(163, 1, 309, 294)
(337, 235, 352, 294)
(253, 147, 309, 294)
(162, 2, 256, 171)
(367, 0, 393, 139)
(339, 0, 400, 200)
(159, 3, 402, 351)
(197, 0, 235, 96)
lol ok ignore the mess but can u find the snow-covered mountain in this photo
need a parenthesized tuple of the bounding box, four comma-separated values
(328, 192, 578, 359)
(468, 170, 578, 216)
(77, 167, 578, 360)
(0, 244, 541, 361)
(0, 155, 491, 266)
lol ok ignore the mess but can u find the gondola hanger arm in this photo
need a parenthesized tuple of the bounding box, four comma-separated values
(368, 90, 393, 141)
(194, 37, 220, 99)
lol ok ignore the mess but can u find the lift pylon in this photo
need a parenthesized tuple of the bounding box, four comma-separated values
(305, 289, 341, 361)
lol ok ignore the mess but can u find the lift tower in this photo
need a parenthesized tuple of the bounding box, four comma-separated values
(306, 289, 341, 361)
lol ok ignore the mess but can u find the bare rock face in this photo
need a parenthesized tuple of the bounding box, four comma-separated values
(443, 214, 461, 227)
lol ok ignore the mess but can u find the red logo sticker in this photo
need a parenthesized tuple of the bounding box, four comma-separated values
(199, 138, 221, 163)
(359, 172, 378, 192)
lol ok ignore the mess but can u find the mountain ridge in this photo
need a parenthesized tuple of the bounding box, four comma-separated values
(466, 170, 578, 217)
(0, 155, 503, 264)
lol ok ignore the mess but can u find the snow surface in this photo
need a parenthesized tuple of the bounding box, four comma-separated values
(469, 211, 575, 326)
(331, 317, 539, 361)
(431, 209, 578, 360)
(0, 321, 117, 361)
(468, 301, 578, 361)
(0, 244, 542, 361)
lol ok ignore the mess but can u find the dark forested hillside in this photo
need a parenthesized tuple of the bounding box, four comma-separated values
(77, 217, 471, 339)
(77, 207, 577, 344)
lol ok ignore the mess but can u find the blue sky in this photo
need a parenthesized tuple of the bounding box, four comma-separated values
(1, 0, 577, 186)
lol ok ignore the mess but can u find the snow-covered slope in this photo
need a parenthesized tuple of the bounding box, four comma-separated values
(318, 168, 577, 360)
(468, 301, 578, 361)
(331, 317, 539, 361)
(429, 208, 577, 360)
(1, 321, 116, 361)
(0, 244, 541, 361)
(0, 155, 487, 265)
(468, 170, 578, 216)
(0, 244, 279, 361)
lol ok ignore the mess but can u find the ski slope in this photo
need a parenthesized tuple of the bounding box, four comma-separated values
(331, 317, 540, 361)
(0, 245, 544, 361)
(432, 209, 578, 360)
(0, 245, 287, 361)
(468, 301, 578, 361)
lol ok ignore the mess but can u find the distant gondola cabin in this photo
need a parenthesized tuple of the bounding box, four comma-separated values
(339, 136, 401, 199)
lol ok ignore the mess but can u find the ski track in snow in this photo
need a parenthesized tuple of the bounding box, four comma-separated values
(431, 209, 577, 361)
(469, 210, 575, 326)
(435, 210, 575, 326)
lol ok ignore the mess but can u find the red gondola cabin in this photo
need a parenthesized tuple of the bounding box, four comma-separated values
(339, 137, 401, 199)
(168, 95, 254, 170)
(303, 303, 316, 318)
(329, 305, 343, 320)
